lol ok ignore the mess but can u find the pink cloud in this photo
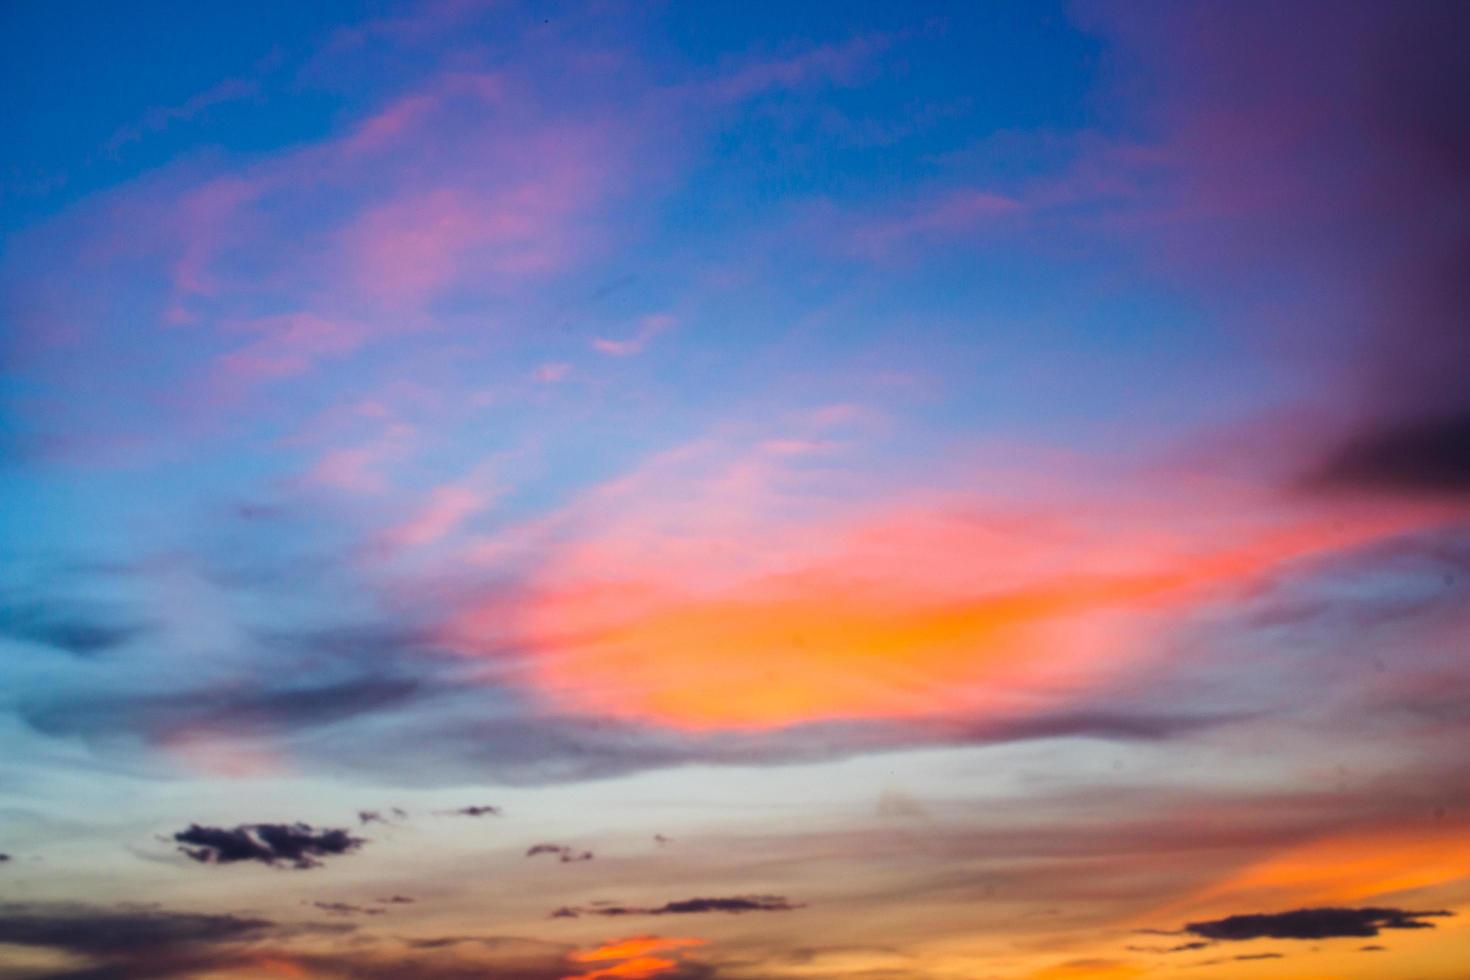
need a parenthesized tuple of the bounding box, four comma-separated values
(213, 313, 365, 385)
(339, 72, 503, 157)
(167, 175, 266, 308)
(708, 34, 890, 102)
(379, 484, 487, 549)
(105, 77, 261, 154)
(334, 116, 616, 305)
(592, 313, 675, 356)
(305, 423, 418, 494)
(849, 188, 1024, 258)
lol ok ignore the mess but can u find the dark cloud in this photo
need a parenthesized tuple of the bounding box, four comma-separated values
(311, 901, 384, 916)
(1093, 2, 1470, 490)
(25, 676, 424, 743)
(1127, 941, 1210, 953)
(0, 902, 353, 979)
(445, 804, 502, 817)
(283, 936, 618, 980)
(1315, 410, 1470, 495)
(358, 807, 408, 825)
(0, 596, 145, 656)
(525, 843, 592, 863)
(555, 895, 802, 917)
(376, 895, 415, 905)
(1180, 907, 1453, 941)
(0, 903, 584, 980)
(174, 822, 365, 869)
(1192, 951, 1287, 967)
(305, 701, 1248, 788)
(0, 903, 276, 954)
(0, 852, 10, 862)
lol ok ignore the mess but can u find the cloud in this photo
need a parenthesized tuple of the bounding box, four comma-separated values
(1170, 816, 1470, 911)
(848, 188, 1024, 257)
(1314, 411, 1470, 496)
(707, 34, 889, 102)
(0, 902, 351, 980)
(564, 934, 708, 980)
(1177, 907, 1453, 942)
(311, 901, 384, 916)
(173, 822, 365, 869)
(14, 611, 452, 764)
(1126, 941, 1209, 954)
(105, 76, 261, 152)
(556, 895, 800, 918)
(1089, 2, 1470, 490)
(446, 804, 503, 817)
(0, 903, 276, 953)
(379, 484, 488, 549)
(0, 903, 577, 980)
(0, 596, 146, 656)
(1, 39, 647, 464)
(592, 313, 675, 357)
(527, 843, 594, 863)
(460, 436, 1450, 731)
(210, 313, 366, 391)
(24, 675, 426, 743)
(259, 675, 1251, 788)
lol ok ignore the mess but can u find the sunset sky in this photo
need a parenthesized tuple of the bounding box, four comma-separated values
(2, 2, 1469, 978)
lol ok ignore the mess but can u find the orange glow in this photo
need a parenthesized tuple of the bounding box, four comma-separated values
(563, 935, 705, 980)
(562, 956, 678, 980)
(1026, 959, 1146, 979)
(525, 584, 1146, 728)
(489, 486, 1459, 729)
(570, 936, 705, 962)
(1175, 825, 1470, 911)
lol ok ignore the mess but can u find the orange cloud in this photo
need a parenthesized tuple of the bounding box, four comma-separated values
(1026, 959, 1145, 979)
(571, 936, 705, 963)
(1169, 824, 1470, 913)
(249, 956, 310, 977)
(450, 438, 1467, 730)
(563, 936, 705, 980)
(563, 958, 677, 980)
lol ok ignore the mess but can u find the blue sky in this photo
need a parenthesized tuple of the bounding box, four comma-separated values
(3, 2, 1470, 979)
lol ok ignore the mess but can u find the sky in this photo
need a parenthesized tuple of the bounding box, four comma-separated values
(1, 1, 1469, 978)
